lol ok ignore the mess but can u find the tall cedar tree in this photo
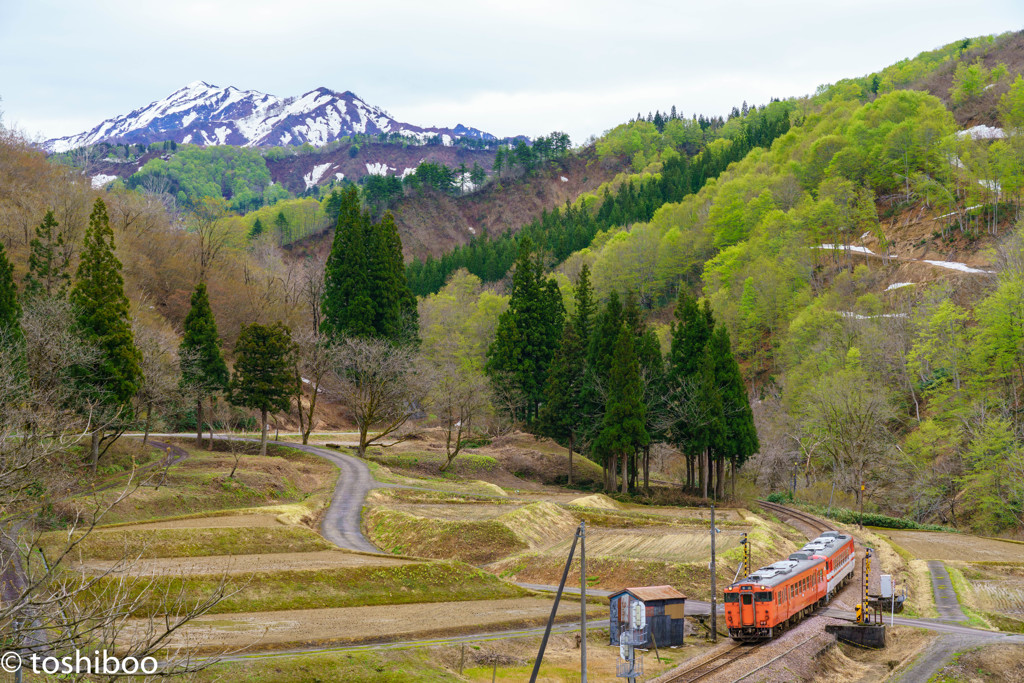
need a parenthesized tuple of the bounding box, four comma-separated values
(71, 198, 142, 471)
(592, 324, 649, 494)
(485, 238, 564, 421)
(666, 290, 713, 490)
(581, 289, 623, 485)
(0, 240, 22, 339)
(180, 282, 229, 448)
(230, 321, 294, 456)
(24, 210, 70, 298)
(695, 340, 725, 499)
(623, 292, 665, 492)
(321, 187, 418, 343)
(710, 325, 759, 499)
(538, 265, 596, 484)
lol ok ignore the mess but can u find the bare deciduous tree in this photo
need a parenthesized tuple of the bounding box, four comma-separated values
(327, 337, 427, 457)
(429, 362, 492, 472)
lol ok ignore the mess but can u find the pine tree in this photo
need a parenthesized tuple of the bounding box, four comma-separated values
(593, 324, 648, 494)
(710, 325, 758, 499)
(572, 264, 596, 344)
(666, 290, 714, 491)
(249, 217, 264, 239)
(485, 238, 564, 421)
(180, 282, 229, 448)
(321, 189, 417, 344)
(24, 210, 70, 298)
(322, 187, 375, 339)
(70, 198, 143, 471)
(0, 240, 21, 341)
(230, 321, 295, 456)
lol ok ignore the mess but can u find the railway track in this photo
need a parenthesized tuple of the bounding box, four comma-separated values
(656, 642, 758, 682)
(757, 500, 834, 536)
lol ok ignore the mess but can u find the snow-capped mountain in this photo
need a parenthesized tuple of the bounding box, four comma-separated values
(45, 81, 499, 153)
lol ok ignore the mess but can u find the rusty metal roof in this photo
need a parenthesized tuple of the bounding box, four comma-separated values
(611, 585, 687, 601)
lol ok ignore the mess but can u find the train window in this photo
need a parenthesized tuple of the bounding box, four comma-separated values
(724, 593, 739, 603)
(754, 592, 772, 602)
(741, 594, 752, 605)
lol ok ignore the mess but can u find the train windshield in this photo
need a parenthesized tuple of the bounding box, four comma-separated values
(754, 591, 772, 602)
(723, 593, 739, 603)
(741, 594, 752, 605)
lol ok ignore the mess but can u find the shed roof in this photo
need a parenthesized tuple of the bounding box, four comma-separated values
(610, 585, 687, 601)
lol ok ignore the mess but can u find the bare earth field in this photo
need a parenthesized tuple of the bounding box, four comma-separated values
(107, 513, 286, 530)
(166, 597, 600, 651)
(76, 549, 416, 576)
(879, 530, 1024, 562)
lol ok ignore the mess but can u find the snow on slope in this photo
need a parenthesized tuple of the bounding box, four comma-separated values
(45, 82, 503, 153)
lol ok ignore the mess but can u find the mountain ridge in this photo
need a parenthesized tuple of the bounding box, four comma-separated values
(45, 81, 507, 153)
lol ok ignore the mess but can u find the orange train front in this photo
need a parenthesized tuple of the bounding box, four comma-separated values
(724, 531, 855, 641)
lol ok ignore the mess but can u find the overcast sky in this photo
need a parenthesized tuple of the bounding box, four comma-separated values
(1, 1, 1021, 145)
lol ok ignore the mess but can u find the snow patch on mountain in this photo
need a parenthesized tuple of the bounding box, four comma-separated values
(91, 174, 118, 189)
(304, 163, 333, 189)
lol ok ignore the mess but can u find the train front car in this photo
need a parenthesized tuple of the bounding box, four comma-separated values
(724, 531, 854, 642)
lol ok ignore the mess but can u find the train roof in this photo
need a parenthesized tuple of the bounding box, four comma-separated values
(727, 532, 850, 590)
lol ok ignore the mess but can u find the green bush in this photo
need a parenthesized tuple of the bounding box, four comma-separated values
(807, 505, 956, 532)
(766, 491, 793, 504)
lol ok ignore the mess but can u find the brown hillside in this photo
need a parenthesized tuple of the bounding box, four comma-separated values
(909, 30, 1024, 127)
(289, 147, 626, 262)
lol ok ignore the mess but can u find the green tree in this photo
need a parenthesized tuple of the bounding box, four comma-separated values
(322, 187, 375, 339)
(469, 162, 486, 187)
(709, 325, 758, 499)
(0, 240, 21, 339)
(230, 321, 295, 456)
(485, 238, 564, 422)
(249, 217, 265, 239)
(180, 282, 229, 448)
(70, 198, 142, 472)
(592, 324, 649, 494)
(24, 210, 70, 298)
(321, 188, 417, 343)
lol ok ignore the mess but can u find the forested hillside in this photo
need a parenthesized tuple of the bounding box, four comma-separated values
(2, 30, 1024, 537)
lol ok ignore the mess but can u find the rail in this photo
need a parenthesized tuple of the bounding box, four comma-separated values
(657, 642, 758, 682)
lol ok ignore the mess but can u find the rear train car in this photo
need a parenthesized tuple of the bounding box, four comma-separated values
(724, 531, 855, 641)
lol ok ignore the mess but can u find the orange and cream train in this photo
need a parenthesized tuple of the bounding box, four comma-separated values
(724, 530, 856, 641)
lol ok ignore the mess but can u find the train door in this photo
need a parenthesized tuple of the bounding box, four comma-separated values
(740, 589, 754, 626)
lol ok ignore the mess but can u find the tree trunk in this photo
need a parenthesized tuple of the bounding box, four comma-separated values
(568, 432, 574, 487)
(207, 397, 215, 451)
(296, 379, 305, 446)
(643, 445, 650, 494)
(196, 398, 203, 449)
(620, 450, 628, 495)
(716, 456, 725, 500)
(731, 459, 736, 501)
(90, 429, 101, 473)
(143, 400, 153, 446)
(699, 451, 706, 499)
(260, 408, 268, 456)
(358, 424, 368, 458)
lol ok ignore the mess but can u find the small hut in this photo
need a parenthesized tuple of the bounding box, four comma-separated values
(609, 585, 687, 648)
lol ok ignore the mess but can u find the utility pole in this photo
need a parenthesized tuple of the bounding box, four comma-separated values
(710, 504, 717, 643)
(581, 520, 587, 683)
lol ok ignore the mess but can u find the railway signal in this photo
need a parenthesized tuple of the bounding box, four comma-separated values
(739, 533, 751, 576)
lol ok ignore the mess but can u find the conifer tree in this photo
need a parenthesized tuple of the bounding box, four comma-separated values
(24, 210, 70, 298)
(572, 263, 596, 344)
(0, 240, 22, 340)
(710, 325, 758, 499)
(593, 324, 648, 494)
(71, 198, 142, 471)
(249, 217, 264, 239)
(230, 321, 295, 456)
(485, 238, 564, 422)
(322, 187, 374, 339)
(180, 282, 229, 448)
(666, 290, 714, 491)
(321, 189, 418, 344)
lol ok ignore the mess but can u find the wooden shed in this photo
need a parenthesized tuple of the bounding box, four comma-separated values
(609, 585, 687, 648)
